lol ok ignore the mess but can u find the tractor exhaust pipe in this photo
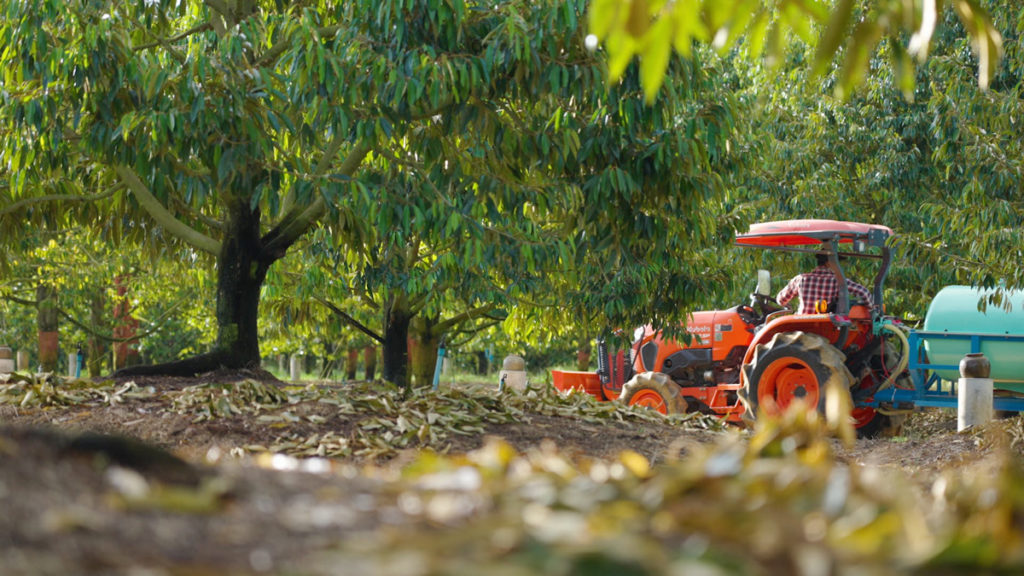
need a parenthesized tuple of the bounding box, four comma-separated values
(596, 339, 611, 386)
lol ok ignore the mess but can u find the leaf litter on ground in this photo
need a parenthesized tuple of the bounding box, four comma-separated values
(6, 373, 1024, 573)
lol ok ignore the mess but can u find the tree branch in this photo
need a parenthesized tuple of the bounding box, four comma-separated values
(115, 165, 221, 255)
(0, 291, 183, 344)
(261, 139, 371, 259)
(446, 318, 501, 347)
(314, 295, 384, 344)
(434, 303, 498, 334)
(133, 22, 213, 52)
(279, 133, 347, 218)
(56, 302, 184, 344)
(0, 186, 121, 218)
(171, 194, 224, 233)
(203, 0, 232, 20)
(256, 24, 343, 68)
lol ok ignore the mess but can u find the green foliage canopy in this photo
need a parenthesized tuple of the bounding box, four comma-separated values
(588, 0, 1003, 101)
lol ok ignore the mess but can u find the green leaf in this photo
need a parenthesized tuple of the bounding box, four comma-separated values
(952, 0, 1003, 90)
(889, 39, 916, 101)
(606, 33, 636, 81)
(836, 20, 882, 99)
(813, 0, 853, 78)
(640, 16, 672, 103)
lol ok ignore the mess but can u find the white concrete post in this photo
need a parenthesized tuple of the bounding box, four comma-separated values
(958, 352, 993, 432)
(67, 353, 78, 378)
(499, 354, 527, 392)
(290, 354, 303, 381)
(16, 350, 29, 372)
(958, 378, 994, 431)
(0, 347, 13, 374)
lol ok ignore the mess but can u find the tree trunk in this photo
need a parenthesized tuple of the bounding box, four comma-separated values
(576, 339, 592, 371)
(113, 275, 140, 369)
(409, 316, 440, 388)
(116, 197, 270, 377)
(363, 346, 377, 381)
(475, 350, 488, 375)
(381, 299, 412, 388)
(213, 197, 268, 367)
(88, 290, 106, 377)
(346, 347, 359, 381)
(37, 283, 58, 372)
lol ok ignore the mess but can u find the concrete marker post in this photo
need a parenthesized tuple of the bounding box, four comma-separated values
(0, 347, 13, 374)
(16, 350, 29, 372)
(499, 354, 527, 392)
(290, 354, 302, 382)
(958, 352, 993, 432)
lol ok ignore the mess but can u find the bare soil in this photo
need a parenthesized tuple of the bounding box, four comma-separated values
(0, 371, 1004, 575)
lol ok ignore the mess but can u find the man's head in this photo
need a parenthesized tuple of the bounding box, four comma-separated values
(815, 252, 847, 267)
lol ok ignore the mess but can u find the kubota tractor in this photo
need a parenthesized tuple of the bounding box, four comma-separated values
(552, 219, 910, 437)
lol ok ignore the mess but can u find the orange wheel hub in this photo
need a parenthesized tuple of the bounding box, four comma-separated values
(629, 389, 668, 415)
(851, 406, 877, 428)
(758, 358, 819, 413)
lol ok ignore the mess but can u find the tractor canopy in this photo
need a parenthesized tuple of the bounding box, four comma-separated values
(734, 219, 893, 249)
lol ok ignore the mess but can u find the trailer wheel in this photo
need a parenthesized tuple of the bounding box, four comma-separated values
(619, 372, 687, 415)
(853, 411, 906, 438)
(851, 371, 911, 438)
(741, 332, 854, 422)
(847, 339, 912, 438)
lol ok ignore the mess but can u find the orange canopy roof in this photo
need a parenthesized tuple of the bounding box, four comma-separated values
(735, 219, 894, 248)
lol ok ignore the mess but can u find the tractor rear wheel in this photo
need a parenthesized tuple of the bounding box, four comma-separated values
(619, 372, 687, 415)
(741, 331, 854, 421)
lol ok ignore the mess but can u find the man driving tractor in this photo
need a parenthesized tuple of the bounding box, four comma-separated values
(777, 254, 873, 314)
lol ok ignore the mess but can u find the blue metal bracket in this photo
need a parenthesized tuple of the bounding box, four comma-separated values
(863, 330, 1024, 412)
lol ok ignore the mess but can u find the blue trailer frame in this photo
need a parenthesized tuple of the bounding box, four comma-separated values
(868, 330, 1024, 412)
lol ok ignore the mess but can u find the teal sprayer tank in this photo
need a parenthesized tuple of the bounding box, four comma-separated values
(923, 286, 1024, 392)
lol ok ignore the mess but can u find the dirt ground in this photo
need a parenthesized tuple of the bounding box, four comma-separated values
(0, 370, 1008, 575)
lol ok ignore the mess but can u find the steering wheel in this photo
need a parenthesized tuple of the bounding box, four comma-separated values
(751, 293, 784, 314)
(737, 304, 759, 324)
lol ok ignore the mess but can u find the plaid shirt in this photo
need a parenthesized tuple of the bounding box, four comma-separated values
(777, 265, 873, 314)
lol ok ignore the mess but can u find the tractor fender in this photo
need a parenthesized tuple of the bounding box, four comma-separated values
(741, 314, 836, 375)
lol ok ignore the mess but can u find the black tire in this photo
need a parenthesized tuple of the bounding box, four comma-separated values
(619, 372, 688, 415)
(740, 331, 854, 423)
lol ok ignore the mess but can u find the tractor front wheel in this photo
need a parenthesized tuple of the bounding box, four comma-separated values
(619, 372, 688, 415)
(741, 332, 853, 421)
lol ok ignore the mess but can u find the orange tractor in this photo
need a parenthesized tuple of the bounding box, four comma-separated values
(553, 219, 909, 437)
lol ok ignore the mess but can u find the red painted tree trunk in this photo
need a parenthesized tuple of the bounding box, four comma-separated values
(363, 346, 377, 381)
(346, 348, 359, 381)
(36, 284, 58, 372)
(113, 275, 140, 369)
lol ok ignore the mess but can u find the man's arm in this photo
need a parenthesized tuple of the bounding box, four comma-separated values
(847, 280, 873, 306)
(777, 276, 800, 307)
